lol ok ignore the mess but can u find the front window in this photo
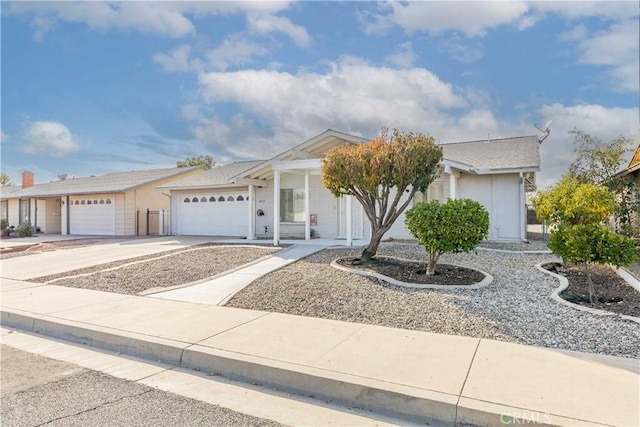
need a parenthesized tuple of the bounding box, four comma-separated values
(280, 189, 305, 222)
(1, 200, 7, 220)
(414, 182, 444, 204)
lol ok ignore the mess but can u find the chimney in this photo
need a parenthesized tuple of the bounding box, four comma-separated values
(22, 171, 34, 189)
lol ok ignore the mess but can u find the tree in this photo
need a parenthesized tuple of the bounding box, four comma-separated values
(549, 224, 638, 303)
(1, 172, 14, 186)
(568, 129, 640, 236)
(405, 199, 489, 275)
(177, 155, 215, 169)
(322, 128, 443, 260)
(532, 174, 617, 227)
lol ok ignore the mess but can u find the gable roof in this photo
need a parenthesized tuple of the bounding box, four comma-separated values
(441, 135, 540, 173)
(158, 161, 264, 190)
(5, 166, 203, 199)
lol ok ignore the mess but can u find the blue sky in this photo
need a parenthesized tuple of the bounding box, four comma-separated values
(1, 1, 639, 189)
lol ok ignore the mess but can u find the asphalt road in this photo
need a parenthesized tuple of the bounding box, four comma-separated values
(0, 344, 283, 427)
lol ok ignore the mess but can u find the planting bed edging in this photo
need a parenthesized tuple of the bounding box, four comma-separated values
(535, 262, 640, 324)
(331, 256, 493, 290)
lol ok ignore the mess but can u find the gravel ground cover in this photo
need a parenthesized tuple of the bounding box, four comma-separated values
(478, 240, 550, 251)
(227, 243, 640, 358)
(40, 246, 282, 295)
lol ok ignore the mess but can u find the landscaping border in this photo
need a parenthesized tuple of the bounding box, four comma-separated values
(330, 256, 493, 290)
(535, 262, 640, 324)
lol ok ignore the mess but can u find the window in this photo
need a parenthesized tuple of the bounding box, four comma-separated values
(200, 197, 207, 202)
(237, 195, 244, 201)
(87, 200, 92, 205)
(106, 199, 112, 204)
(209, 197, 216, 202)
(99, 200, 105, 204)
(227, 196, 234, 201)
(74, 200, 79, 205)
(192, 197, 199, 203)
(94, 200, 98, 204)
(1, 200, 7, 220)
(81, 200, 85, 205)
(414, 182, 444, 204)
(184, 198, 190, 203)
(218, 196, 225, 202)
(280, 189, 305, 222)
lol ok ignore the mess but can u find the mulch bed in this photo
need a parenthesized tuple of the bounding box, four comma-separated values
(336, 256, 485, 286)
(543, 262, 640, 317)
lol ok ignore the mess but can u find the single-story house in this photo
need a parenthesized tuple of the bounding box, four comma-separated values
(159, 129, 540, 244)
(612, 142, 640, 233)
(0, 167, 204, 236)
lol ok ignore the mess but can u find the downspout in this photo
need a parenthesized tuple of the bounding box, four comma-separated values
(519, 172, 527, 242)
(66, 195, 70, 234)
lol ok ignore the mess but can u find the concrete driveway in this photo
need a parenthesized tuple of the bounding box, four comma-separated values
(0, 236, 217, 280)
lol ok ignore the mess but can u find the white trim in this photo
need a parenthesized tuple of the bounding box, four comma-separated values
(272, 159, 322, 171)
(232, 177, 267, 187)
(449, 174, 457, 199)
(248, 184, 256, 240)
(519, 172, 526, 241)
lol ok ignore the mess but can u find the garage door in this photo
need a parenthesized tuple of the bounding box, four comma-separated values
(179, 193, 248, 236)
(69, 196, 116, 235)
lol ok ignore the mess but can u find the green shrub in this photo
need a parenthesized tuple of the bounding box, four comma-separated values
(405, 198, 489, 275)
(16, 223, 34, 237)
(549, 224, 639, 302)
(0, 218, 8, 230)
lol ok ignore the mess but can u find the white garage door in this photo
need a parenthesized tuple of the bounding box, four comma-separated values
(179, 193, 248, 236)
(69, 196, 116, 235)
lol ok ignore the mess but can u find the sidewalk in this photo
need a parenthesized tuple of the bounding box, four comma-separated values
(2, 279, 638, 426)
(150, 244, 328, 305)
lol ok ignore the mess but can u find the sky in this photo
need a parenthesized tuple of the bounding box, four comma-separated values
(1, 1, 639, 190)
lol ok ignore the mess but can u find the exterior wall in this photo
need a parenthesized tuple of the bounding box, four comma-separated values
(44, 199, 62, 233)
(115, 193, 127, 235)
(7, 199, 20, 227)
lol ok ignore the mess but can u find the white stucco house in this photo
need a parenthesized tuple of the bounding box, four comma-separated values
(159, 129, 540, 245)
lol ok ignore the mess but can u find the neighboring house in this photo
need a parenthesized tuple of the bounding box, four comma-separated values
(612, 143, 640, 232)
(1, 167, 204, 236)
(0, 185, 22, 225)
(160, 129, 541, 244)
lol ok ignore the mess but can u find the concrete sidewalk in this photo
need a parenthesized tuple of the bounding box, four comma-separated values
(150, 244, 328, 305)
(2, 280, 638, 426)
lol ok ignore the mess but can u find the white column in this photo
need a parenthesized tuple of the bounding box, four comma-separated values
(273, 170, 280, 246)
(346, 195, 353, 247)
(248, 185, 256, 240)
(304, 170, 311, 240)
(449, 173, 457, 200)
(519, 172, 527, 241)
(158, 209, 164, 236)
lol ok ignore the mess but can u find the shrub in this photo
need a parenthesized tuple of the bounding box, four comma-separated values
(549, 224, 639, 302)
(0, 218, 8, 230)
(405, 198, 489, 275)
(16, 223, 34, 237)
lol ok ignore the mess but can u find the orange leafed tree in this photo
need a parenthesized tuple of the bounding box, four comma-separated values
(322, 128, 442, 260)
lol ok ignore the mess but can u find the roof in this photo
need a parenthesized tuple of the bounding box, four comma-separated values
(440, 135, 540, 173)
(0, 185, 22, 198)
(4, 166, 203, 198)
(158, 161, 264, 190)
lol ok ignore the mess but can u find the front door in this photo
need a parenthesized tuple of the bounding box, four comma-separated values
(19, 199, 30, 225)
(337, 196, 364, 239)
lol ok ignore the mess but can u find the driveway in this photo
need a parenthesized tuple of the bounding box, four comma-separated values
(0, 236, 217, 280)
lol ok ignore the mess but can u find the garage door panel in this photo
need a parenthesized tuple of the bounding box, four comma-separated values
(69, 196, 115, 235)
(179, 193, 247, 236)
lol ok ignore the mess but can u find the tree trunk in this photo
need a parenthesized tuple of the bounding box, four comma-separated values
(586, 263, 595, 304)
(425, 252, 439, 275)
(361, 228, 386, 261)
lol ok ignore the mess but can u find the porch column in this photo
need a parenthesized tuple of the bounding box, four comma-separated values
(346, 195, 353, 247)
(304, 170, 311, 240)
(519, 172, 527, 241)
(273, 170, 280, 246)
(449, 173, 457, 199)
(248, 184, 256, 240)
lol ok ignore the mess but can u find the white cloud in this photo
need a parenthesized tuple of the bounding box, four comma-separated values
(153, 45, 203, 73)
(574, 19, 640, 92)
(385, 42, 417, 68)
(22, 121, 80, 157)
(206, 35, 268, 71)
(438, 36, 483, 63)
(0, 130, 8, 142)
(5, 1, 296, 39)
(247, 12, 311, 46)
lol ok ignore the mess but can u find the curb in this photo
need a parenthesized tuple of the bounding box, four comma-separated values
(535, 262, 640, 324)
(0, 308, 458, 425)
(331, 257, 493, 290)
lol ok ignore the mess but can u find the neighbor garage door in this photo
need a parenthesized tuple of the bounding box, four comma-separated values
(178, 192, 248, 236)
(69, 195, 116, 235)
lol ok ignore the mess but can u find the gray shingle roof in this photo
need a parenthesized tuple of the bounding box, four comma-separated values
(5, 167, 203, 198)
(158, 161, 265, 189)
(440, 136, 540, 172)
(0, 185, 22, 198)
